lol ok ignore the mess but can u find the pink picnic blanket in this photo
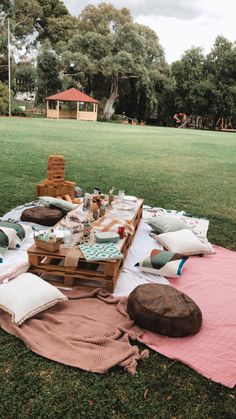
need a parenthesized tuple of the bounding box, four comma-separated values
(0, 288, 148, 375)
(140, 245, 236, 388)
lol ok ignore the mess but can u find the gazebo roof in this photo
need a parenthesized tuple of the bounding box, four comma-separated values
(46, 88, 97, 103)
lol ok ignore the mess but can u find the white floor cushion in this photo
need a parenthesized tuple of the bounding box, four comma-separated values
(155, 229, 214, 256)
(0, 273, 67, 325)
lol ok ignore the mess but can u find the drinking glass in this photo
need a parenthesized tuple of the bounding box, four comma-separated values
(118, 190, 125, 202)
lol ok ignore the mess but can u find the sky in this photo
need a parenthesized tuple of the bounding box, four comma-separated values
(63, 0, 236, 63)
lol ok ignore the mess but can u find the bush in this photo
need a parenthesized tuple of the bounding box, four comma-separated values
(0, 82, 9, 115)
(11, 104, 26, 117)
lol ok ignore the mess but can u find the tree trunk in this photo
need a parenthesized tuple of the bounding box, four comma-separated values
(103, 74, 118, 119)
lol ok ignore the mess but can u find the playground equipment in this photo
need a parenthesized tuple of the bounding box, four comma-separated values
(116, 114, 145, 126)
(215, 117, 235, 132)
(173, 113, 189, 128)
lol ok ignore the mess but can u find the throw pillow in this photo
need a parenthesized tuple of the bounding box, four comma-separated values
(155, 229, 214, 256)
(0, 221, 32, 245)
(147, 216, 189, 234)
(39, 196, 78, 212)
(0, 272, 68, 325)
(0, 227, 19, 262)
(135, 249, 188, 278)
(0, 229, 10, 262)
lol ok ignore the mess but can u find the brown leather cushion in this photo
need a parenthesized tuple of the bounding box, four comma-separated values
(127, 283, 202, 337)
(20, 207, 64, 227)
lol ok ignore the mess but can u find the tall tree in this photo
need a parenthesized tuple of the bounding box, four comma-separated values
(35, 0, 77, 45)
(36, 41, 62, 103)
(15, 62, 36, 93)
(60, 3, 166, 119)
(0, 0, 42, 85)
(171, 47, 206, 115)
(205, 36, 236, 122)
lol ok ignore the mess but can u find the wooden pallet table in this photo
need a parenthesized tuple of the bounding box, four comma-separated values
(27, 199, 143, 292)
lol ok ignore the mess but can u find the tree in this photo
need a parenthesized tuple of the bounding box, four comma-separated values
(35, 0, 77, 45)
(1, 0, 42, 38)
(36, 41, 62, 103)
(171, 47, 206, 115)
(16, 62, 36, 93)
(60, 3, 166, 119)
(0, 0, 42, 85)
(205, 36, 236, 123)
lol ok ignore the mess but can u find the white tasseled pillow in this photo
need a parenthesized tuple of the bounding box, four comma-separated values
(155, 229, 214, 256)
(0, 273, 68, 325)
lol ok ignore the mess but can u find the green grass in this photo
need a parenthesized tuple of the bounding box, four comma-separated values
(0, 117, 236, 418)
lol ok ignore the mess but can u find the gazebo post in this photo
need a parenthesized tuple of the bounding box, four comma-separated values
(46, 100, 49, 117)
(77, 101, 79, 120)
(57, 100, 59, 119)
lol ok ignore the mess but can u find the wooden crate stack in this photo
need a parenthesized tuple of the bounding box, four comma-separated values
(36, 155, 76, 199)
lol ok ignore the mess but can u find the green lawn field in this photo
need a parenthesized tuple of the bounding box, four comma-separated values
(0, 117, 236, 418)
(1, 117, 235, 249)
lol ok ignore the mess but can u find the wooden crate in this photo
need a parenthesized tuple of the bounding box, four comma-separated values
(28, 199, 143, 292)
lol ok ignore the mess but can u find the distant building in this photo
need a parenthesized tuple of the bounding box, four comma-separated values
(15, 91, 36, 102)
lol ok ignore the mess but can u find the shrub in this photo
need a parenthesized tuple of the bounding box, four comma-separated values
(0, 82, 9, 115)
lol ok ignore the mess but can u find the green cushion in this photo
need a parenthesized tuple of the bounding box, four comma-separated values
(0, 221, 26, 240)
(135, 249, 188, 278)
(147, 216, 189, 234)
(0, 230, 9, 262)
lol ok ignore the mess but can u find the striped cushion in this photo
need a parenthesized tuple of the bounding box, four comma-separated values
(135, 249, 188, 278)
(0, 228, 18, 263)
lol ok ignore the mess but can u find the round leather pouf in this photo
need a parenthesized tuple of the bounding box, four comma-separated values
(21, 207, 64, 226)
(127, 283, 202, 337)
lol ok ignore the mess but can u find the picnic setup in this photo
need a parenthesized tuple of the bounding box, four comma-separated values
(0, 154, 235, 389)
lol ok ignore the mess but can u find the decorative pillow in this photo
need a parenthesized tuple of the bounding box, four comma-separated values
(0, 229, 10, 262)
(0, 221, 32, 246)
(0, 272, 68, 325)
(155, 229, 214, 256)
(147, 216, 189, 234)
(39, 196, 78, 212)
(0, 227, 19, 262)
(127, 283, 202, 337)
(135, 249, 188, 278)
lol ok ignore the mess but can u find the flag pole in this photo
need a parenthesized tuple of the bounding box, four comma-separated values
(8, 18, 11, 117)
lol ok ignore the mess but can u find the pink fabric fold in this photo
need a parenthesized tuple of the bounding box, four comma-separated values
(0, 288, 146, 375)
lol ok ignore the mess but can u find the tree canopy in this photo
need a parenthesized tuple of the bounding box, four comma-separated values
(58, 3, 166, 118)
(0, 1, 235, 126)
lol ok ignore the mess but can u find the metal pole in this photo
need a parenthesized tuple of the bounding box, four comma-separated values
(8, 18, 11, 117)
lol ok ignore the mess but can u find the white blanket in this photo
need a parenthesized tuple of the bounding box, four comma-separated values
(1, 204, 209, 295)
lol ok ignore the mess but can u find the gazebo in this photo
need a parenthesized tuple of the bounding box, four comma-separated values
(45, 88, 98, 121)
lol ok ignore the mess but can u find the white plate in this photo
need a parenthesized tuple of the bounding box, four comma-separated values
(109, 209, 132, 219)
(124, 195, 137, 202)
(111, 202, 133, 211)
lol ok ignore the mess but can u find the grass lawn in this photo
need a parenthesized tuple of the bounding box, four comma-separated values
(0, 117, 235, 418)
